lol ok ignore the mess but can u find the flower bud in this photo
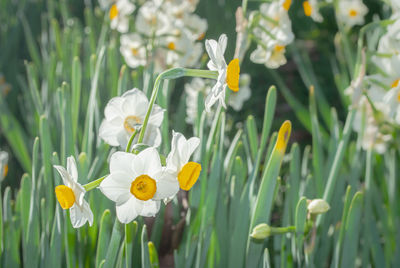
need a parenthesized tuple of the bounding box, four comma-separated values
(307, 199, 330, 214)
(250, 223, 271, 241)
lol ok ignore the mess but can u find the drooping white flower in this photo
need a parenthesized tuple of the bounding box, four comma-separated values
(0, 150, 8, 182)
(228, 74, 251, 111)
(99, 149, 179, 223)
(99, 88, 164, 149)
(109, 0, 135, 33)
(166, 131, 201, 191)
(205, 34, 240, 112)
(54, 156, 94, 228)
(120, 33, 147, 68)
(338, 0, 368, 28)
(303, 0, 323, 23)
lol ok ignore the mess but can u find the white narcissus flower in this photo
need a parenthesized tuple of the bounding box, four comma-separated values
(54, 156, 93, 228)
(303, 0, 323, 23)
(205, 34, 240, 112)
(0, 150, 8, 182)
(338, 0, 368, 28)
(228, 74, 251, 111)
(136, 2, 170, 37)
(166, 131, 201, 191)
(250, 43, 288, 69)
(120, 33, 147, 68)
(109, 0, 135, 33)
(99, 88, 164, 149)
(99, 149, 179, 223)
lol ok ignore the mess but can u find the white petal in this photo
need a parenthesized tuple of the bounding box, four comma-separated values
(137, 199, 160, 217)
(104, 97, 124, 120)
(67, 156, 78, 182)
(149, 105, 165, 127)
(153, 170, 179, 200)
(116, 197, 139, 223)
(132, 147, 162, 176)
(109, 151, 137, 174)
(69, 201, 93, 228)
(99, 172, 132, 204)
(54, 165, 72, 186)
(99, 119, 124, 147)
(218, 34, 228, 55)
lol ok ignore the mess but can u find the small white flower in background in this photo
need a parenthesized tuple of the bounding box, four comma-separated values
(166, 131, 201, 191)
(180, 14, 208, 41)
(250, 2, 294, 46)
(120, 33, 147, 68)
(54, 156, 93, 228)
(99, 88, 164, 149)
(184, 78, 214, 125)
(303, 0, 323, 23)
(307, 199, 330, 214)
(228, 74, 251, 111)
(250, 42, 288, 69)
(338, 0, 368, 28)
(109, 0, 135, 33)
(99, 149, 179, 223)
(249, 2, 294, 69)
(205, 34, 240, 112)
(0, 151, 8, 182)
(136, 1, 170, 37)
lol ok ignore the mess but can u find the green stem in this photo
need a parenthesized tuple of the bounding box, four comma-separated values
(137, 68, 218, 144)
(126, 129, 139, 152)
(317, 108, 356, 226)
(270, 226, 296, 235)
(83, 175, 107, 191)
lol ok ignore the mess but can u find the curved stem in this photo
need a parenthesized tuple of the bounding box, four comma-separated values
(137, 68, 218, 144)
(83, 175, 106, 191)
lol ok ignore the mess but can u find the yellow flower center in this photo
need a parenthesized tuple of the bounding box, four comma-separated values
(391, 79, 400, 88)
(197, 32, 206, 41)
(397, 92, 400, 103)
(226, 58, 240, 92)
(3, 164, 8, 177)
(275, 120, 292, 154)
(124, 115, 141, 135)
(131, 48, 139, 56)
(130, 175, 157, 201)
(274, 45, 285, 53)
(283, 0, 292, 11)
(109, 4, 118, 20)
(55, 185, 76, 209)
(178, 162, 201, 191)
(167, 42, 176, 50)
(349, 9, 358, 17)
(303, 1, 313, 17)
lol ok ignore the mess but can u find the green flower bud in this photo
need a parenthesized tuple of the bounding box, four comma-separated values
(307, 199, 330, 214)
(250, 223, 271, 241)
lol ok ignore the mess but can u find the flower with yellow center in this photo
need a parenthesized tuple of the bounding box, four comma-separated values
(204, 34, 241, 111)
(0, 151, 8, 182)
(109, 0, 135, 33)
(54, 156, 93, 228)
(338, 0, 368, 28)
(120, 33, 147, 68)
(166, 131, 201, 192)
(99, 149, 179, 223)
(99, 88, 164, 149)
(303, 0, 323, 22)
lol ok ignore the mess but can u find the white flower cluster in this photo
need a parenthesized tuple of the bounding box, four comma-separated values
(248, 1, 294, 69)
(102, 0, 207, 72)
(349, 11, 400, 153)
(54, 87, 201, 226)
